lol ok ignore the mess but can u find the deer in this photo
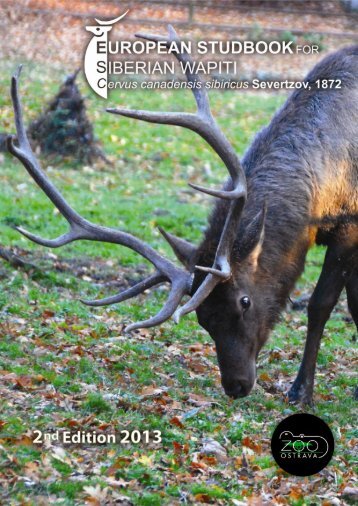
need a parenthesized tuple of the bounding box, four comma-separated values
(6, 26, 357, 405)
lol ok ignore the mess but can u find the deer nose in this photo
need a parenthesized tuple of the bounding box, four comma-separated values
(223, 379, 252, 399)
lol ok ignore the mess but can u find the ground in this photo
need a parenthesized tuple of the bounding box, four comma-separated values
(0, 62, 357, 505)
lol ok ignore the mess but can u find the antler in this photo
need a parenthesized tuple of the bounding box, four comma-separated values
(108, 25, 247, 321)
(7, 66, 192, 332)
(8, 25, 247, 331)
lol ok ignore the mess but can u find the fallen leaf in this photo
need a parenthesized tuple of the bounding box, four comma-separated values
(139, 385, 167, 399)
(259, 372, 271, 382)
(289, 487, 303, 500)
(194, 493, 211, 502)
(104, 477, 134, 488)
(341, 487, 358, 501)
(83, 485, 109, 505)
(187, 393, 215, 406)
(170, 416, 184, 429)
(137, 454, 154, 467)
(200, 455, 217, 466)
(242, 436, 262, 453)
(190, 461, 207, 471)
(173, 441, 189, 455)
(201, 438, 228, 463)
(41, 309, 55, 318)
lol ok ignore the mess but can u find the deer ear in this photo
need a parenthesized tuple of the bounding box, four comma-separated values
(238, 204, 266, 267)
(158, 227, 197, 269)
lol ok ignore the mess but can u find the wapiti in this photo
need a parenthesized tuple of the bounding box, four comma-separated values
(6, 27, 357, 404)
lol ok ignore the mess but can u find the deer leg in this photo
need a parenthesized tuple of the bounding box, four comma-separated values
(288, 246, 346, 405)
(346, 274, 358, 399)
(346, 274, 358, 330)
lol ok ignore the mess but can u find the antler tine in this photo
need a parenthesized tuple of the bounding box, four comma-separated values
(12, 225, 82, 247)
(82, 273, 165, 307)
(188, 182, 244, 200)
(125, 277, 190, 332)
(173, 273, 220, 323)
(8, 66, 192, 331)
(138, 25, 211, 117)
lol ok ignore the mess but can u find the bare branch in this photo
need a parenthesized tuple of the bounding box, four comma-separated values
(0, 246, 37, 270)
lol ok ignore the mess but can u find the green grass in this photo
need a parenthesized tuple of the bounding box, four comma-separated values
(0, 61, 356, 505)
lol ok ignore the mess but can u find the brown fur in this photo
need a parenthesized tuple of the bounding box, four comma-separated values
(192, 45, 358, 399)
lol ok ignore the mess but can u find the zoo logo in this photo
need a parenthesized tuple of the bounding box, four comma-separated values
(84, 11, 129, 99)
(279, 431, 329, 459)
(271, 413, 334, 476)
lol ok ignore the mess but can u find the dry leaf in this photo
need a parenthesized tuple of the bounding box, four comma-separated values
(341, 487, 358, 501)
(83, 485, 109, 505)
(201, 438, 228, 463)
(139, 385, 167, 399)
(242, 436, 262, 453)
(137, 454, 154, 467)
(194, 493, 211, 502)
(170, 416, 184, 429)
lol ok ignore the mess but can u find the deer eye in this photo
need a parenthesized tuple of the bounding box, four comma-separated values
(240, 296, 251, 310)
